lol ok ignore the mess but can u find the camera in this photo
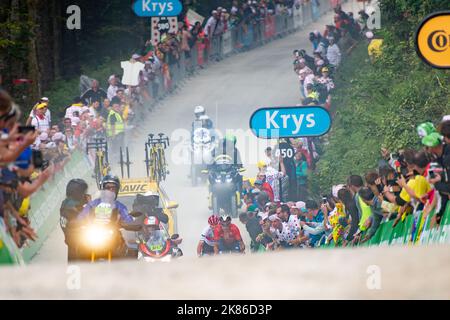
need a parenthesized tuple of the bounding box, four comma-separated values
(428, 162, 443, 179)
(32, 150, 49, 169)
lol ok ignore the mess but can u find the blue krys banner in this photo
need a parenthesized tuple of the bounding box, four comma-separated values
(249, 106, 332, 139)
(133, 0, 182, 17)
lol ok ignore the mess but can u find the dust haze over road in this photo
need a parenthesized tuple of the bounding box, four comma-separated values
(6, 2, 450, 300)
(33, 4, 318, 263)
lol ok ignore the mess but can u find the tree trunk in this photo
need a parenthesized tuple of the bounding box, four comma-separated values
(26, 0, 40, 102)
(52, 0, 62, 80)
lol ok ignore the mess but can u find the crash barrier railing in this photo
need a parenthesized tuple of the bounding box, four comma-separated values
(143, 0, 338, 103)
(0, 150, 95, 264)
(0, 0, 342, 265)
(320, 202, 450, 249)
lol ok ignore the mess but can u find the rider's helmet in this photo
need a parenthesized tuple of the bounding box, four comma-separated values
(101, 175, 121, 198)
(208, 215, 220, 226)
(194, 106, 206, 119)
(219, 214, 232, 226)
(66, 178, 88, 201)
(417, 122, 436, 138)
(422, 132, 443, 148)
(143, 216, 160, 238)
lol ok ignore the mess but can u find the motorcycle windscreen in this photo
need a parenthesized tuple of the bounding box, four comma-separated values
(140, 230, 171, 257)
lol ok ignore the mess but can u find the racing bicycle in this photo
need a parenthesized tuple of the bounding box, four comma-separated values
(145, 133, 170, 183)
(86, 137, 111, 189)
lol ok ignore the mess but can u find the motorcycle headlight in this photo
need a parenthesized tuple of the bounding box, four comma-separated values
(85, 225, 113, 248)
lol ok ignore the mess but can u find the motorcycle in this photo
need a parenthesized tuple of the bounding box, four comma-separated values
(190, 123, 215, 187)
(77, 190, 141, 263)
(203, 155, 245, 218)
(137, 229, 183, 263)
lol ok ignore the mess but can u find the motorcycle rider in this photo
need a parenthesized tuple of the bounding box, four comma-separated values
(192, 106, 213, 131)
(138, 216, 183, 258)
(131, 191, 169, 227)
(212, 133, 243, 167)
(60, 178, 91, 261)
(209, 133, 244, 193)
(77, 175, 136, 258)
(197, 215, 220, 257)
(213, 215, 245, 254)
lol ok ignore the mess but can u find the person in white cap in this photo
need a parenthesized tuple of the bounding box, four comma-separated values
(107, 75, 119, 100)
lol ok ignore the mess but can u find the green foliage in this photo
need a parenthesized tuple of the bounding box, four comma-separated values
(310, 1, 450, 193)
(43, 57, 123, 119)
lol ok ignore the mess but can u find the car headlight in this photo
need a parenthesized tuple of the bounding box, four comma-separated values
(225, 176, 233, 183)
(215, 178, 222, 183)
(85, 225, 113, 247)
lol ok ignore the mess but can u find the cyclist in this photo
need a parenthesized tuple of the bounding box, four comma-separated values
(213, 215, 245, 254)
(60, 178, 90, 261)
(197, 215, 220, 257)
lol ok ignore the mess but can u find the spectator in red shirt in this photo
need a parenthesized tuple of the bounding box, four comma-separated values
(255, 174, 274, 202)
(213, 215, 245, 254)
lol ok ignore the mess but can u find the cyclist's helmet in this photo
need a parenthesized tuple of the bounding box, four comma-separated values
(417, 122, 436, 138)
(208, 215, 220, 226)
(194, 106, 206, 118)
(101, 175, 121, 196)
(219, 215, 232, 224)
(66, 178, 88, 201)
(422, 132, 443, 148)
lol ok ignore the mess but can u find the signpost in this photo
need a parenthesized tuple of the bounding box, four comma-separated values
(132, 0, 183, 17)
(249, 106, 332, 139)
(132, 0, 183, 50)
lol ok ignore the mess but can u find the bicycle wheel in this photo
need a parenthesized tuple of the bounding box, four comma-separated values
(149, 147, 158, 182)
(157, 146, 166, 181)
(94, 154, 102, 189)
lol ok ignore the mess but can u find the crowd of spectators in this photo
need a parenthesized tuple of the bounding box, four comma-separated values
(0, 90, 53, 248)
(239, 117, 449, 251)
(234, 5, 450, 252)
(293, 4, 366, 107)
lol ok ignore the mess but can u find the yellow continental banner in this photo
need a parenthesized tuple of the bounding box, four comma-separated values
(416, 11, 450, 69)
